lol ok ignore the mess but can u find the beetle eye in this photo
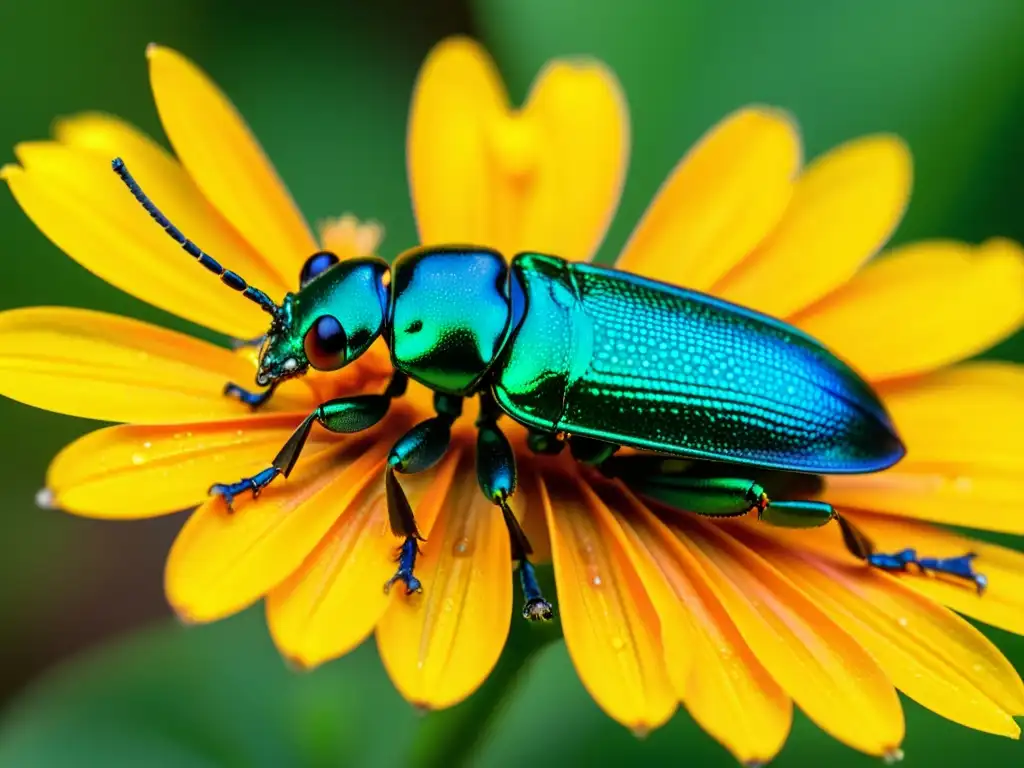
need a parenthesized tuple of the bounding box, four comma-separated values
(300, 251, 340, 287)
(303, 315, 347, 370)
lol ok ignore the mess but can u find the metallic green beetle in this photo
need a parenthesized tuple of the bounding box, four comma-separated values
(113, 158, 986, 622)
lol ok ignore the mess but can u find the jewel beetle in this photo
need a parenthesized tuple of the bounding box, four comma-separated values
(112, 157, 986, 621)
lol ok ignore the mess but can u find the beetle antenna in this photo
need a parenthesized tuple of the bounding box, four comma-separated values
(111, 157, 279, 318)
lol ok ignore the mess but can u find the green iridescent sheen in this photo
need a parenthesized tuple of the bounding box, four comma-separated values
(493, 253, 904, 475)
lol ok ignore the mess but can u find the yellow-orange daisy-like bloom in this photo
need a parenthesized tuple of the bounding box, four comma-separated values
(3, 37, 1024, 765)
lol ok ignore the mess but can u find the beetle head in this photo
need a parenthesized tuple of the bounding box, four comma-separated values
(256, 256, 390, 387)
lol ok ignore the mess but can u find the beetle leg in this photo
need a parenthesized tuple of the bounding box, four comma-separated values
(757, 495, 988, 594)
(602, 457, 768, 518)
(382, 391, 462, 596)
(224, 380, 278, 409)
(209, 373, 406, 511)
(478, 392, 553, 621)
(832, 513, 988, 595)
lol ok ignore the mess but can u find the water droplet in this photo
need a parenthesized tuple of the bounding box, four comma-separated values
(35, 487, 56, 510)
(883, 747, 905, 765)
(611, 636, 628, 652)
(896, 616, 908, 627)
(591, 576, 603, 587)
(452, 537, 472, 556)
(142, 441, 152, 449)
(131, 453, 146, 466)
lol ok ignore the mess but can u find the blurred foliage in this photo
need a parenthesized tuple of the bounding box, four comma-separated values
(0, 0, 1023, 765)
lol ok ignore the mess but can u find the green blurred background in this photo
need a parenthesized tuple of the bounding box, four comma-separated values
(0, 0, 1022, 765)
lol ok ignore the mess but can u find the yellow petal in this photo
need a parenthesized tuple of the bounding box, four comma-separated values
(540, 469, 676, 733)
(513, 58, 629, 261)
(616, 107, 800, 289)
(266, 449, 460, 670)
(165, 424, 402, 623)
(376, 452, 512, 709)
(53, 113, 291, 316)
(844, 514, 1024, 638)
(672, 515, 905, 756)
(714, 135, 911, 318)
(793, 239, 1024, 380)
(825, 470, 1024, 534)
(730, 524, 1022, 736)
(47, 415, 318, 518)
(407, 38, 507, 249)
(2, 158, 273, 340)
(881, 362, 1024, 470)
(0, 307, 311, 423)
(148, 45, 316, 281)
(598, 484, 791, 764)
(408, 37, 628, 262)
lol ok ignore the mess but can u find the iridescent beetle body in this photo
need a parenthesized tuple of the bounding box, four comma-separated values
(111, 158, 987, 621)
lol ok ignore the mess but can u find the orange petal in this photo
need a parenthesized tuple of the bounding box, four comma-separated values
(148, 45, 316, 283)
(671, 515, 905, 757)
(616, 107, 800, 289)
(713, 135, 911, 318)
(408, 37, 628, 262)
(793, 239, 1024, 380)
(376, 452, 512, 709)
(729, 524, 1022, 736)
(0, 307, 311, 423)
(540, 469, 676, 733)
(266, 449, 461, 669)
(47, 415, 319, 518)
(844, 514, 1024, 638)
(2, 156, 274, 340)
(513, 452, 552, 564)
(596, 483, 791, 764)
(165, 425, 401, 623)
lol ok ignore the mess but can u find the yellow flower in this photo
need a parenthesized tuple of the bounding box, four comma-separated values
(3, 37, 1024, 765)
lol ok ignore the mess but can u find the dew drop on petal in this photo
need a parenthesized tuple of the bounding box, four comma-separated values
(451, 537, 472, 556)
(896, 616, 908, 627)
(883, 747, 905, 765)
(35, 487, 56, 510)
(131, 453, 146, 466)
(591, 575, 603, 587)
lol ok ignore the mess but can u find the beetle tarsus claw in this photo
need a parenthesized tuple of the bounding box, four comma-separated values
(518, 558, 554, 622)
(223, 381, 276, 410)
(869, 548, 987, 593)
(383, 569, 422, 596)
(208, 467, 281, 512)
(384, 536, 422, 596)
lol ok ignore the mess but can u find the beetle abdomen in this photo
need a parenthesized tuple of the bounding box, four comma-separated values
(493, 253, 904, 474)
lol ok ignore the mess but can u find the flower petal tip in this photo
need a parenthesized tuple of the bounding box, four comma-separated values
(34, 487, 57, 510)
(883, 747, 905, 765)
(0, 163, 20, 181)
(282, 654, 314, 674)
(145, 42, 161, 59)
(172, 609, 199, 627)
(631, 724, 652, 740)
(412, 701, 433, 716)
